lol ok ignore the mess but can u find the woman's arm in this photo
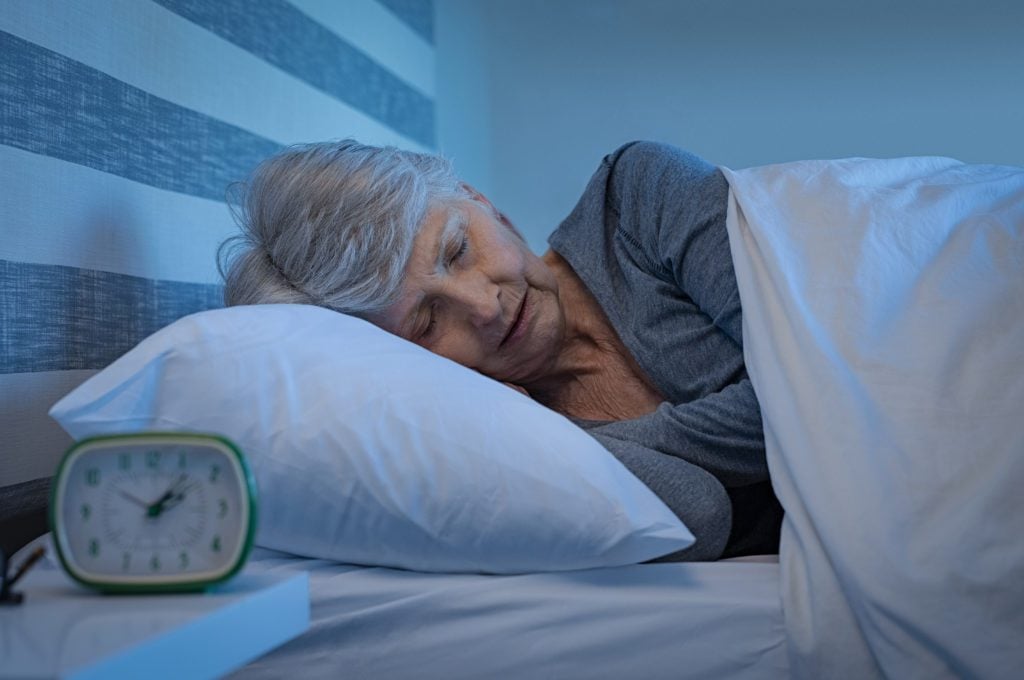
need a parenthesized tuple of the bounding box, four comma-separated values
(602, 140, 744, 346)
(584, 380, 782, 558)
(587, 433, 733, 561)
(549, 140, 780, 556)
(589, 378, 767, 487)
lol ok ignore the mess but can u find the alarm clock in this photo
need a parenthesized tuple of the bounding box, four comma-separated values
(50, 433, 257, 593)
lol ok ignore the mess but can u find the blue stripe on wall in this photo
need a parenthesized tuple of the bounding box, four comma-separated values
(376, 0, 435, 45)
(0, 260, 223, 374)
(155, 0, 436, 148)
(0, 30, 281, 202)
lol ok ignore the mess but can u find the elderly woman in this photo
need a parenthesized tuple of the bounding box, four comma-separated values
(220, 139, 783, 561)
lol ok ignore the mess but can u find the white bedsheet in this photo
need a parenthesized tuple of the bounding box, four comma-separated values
(723, 157, 1024, 678)
(231, 548, 787, 680)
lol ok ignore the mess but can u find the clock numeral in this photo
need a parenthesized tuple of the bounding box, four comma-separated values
(150, 554, 161, 571)
(80, 503, 91, 521)
(179, 551, 190, 569)
(122, 552, 132, 571)
(85, 468, 100, 486)
(118, 453, 131, 470)
(211, 535, 222, 553)
(209, 464, 221, 484)
(218, 499, 228, 518)
(88, 538, 100, 558)
(178, 451, 187, 469)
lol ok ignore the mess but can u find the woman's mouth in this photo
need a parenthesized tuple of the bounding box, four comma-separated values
(500, 290, 530, 349)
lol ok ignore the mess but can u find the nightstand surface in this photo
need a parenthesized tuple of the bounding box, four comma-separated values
(0, 565, 309, 679)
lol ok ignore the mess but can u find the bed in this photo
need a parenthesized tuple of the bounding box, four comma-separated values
(5, 155, 1024, 679)
(11, 536, 786, 679)
(233, 553, 784, 680)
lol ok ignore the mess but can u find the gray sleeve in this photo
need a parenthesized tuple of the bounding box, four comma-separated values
(589, 379, 768, 487)
(550, 141, 776, 555)
(588, 432, 732, 561)
(596, 142, 768, 486)
(605, 140, 743, 346)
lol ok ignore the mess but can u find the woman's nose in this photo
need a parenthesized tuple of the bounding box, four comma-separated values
(450, 277, 502, 328)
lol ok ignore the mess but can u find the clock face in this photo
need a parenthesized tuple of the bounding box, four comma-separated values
(51, 434, 256, 591)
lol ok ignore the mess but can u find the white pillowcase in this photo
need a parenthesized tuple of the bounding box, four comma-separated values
(50, 304, 692, 573)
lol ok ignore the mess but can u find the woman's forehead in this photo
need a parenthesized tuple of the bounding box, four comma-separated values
(369, 204, 469, 336)
(410, 204, 467, 270)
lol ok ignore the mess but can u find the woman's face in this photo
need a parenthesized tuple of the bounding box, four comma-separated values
(371, 196, 565, 385)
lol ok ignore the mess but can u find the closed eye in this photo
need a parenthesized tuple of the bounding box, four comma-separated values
(439, 206, 470, 269)
(447, 234, 469, 266)
(418, 303, 439, 341)
(422, 315, 437, 339)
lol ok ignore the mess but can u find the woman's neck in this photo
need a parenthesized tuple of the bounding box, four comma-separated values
(523, 251, 611, 385)
(519, 251, 664, 421)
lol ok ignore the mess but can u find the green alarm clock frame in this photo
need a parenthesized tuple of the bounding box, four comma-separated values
(49, 432, 258, 594)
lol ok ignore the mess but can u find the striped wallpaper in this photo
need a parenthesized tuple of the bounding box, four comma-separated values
(0, 0, 437, 487)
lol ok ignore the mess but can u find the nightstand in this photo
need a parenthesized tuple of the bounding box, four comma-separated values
(0, 563, 308, 679)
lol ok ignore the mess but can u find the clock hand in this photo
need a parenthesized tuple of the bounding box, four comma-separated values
(160, 480, 200, 513)
(147, 474, 189, 517)
(148, 475, 196, 517)
(118, 489, 153, 510)
(147, 490, 174, 517)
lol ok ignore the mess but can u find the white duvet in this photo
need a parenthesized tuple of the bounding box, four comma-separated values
(723, 157, 1024, 678)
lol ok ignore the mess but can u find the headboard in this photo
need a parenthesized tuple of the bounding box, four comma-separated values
(0, 0, 437, 555)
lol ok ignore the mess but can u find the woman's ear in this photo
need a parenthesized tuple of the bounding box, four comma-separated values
(459, 182, 527, 243)
(460, 182, 506, 222)
(459, 182, 494, 210)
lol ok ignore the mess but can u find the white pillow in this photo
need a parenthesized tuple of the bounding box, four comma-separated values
(50, 304, 692, 573)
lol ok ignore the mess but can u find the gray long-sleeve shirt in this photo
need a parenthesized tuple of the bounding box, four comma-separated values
(548, 141, 782, 560)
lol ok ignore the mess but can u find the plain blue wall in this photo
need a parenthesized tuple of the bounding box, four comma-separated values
(437, 0, 1024, 252)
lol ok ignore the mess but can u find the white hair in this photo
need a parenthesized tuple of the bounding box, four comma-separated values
(218, 139, 468, 316)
